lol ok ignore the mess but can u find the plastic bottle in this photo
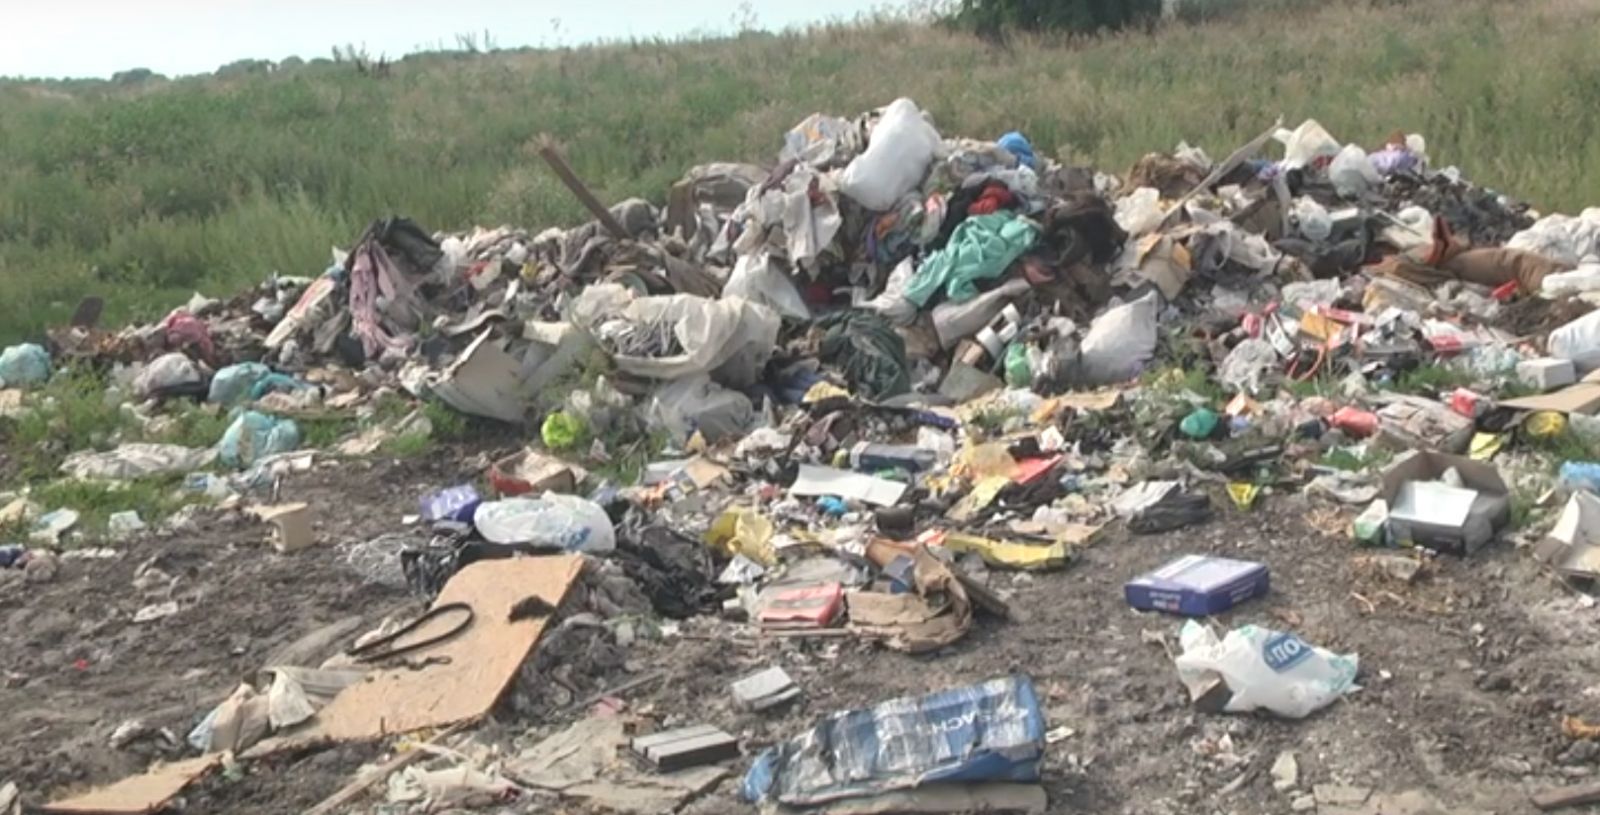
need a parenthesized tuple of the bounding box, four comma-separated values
(472, 494, 616, 552)
(1559, 462, 1600, 495)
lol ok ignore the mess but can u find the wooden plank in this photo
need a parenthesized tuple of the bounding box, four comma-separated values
(268, 556, 583, 748)
(537, 140, 629, 239)
(1533, 781, 1600, 811)
(43, 755, 222, 815)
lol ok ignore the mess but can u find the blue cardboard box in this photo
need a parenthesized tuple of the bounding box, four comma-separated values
(1124, 555, 1269, 617)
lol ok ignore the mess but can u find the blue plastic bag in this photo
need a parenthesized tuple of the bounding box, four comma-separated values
(208, 363, 272, 405)
(742, 674, 1045, 806)
(0, 343, 51, 388)
(218, 411, 301, 469)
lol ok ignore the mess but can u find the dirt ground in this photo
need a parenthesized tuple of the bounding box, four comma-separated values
(5, 451, 1600, 815)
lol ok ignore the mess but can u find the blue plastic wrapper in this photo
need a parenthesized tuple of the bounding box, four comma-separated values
(420, 484, 482, 523)
(741, 674, 1045, 806)
(218, 410, 301, 469)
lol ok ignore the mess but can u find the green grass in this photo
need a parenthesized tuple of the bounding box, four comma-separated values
(1391, 363, 1478, 396)
(1320, 444, 1393, 472)
(29, 475, 193, 543)
(382, 431, 434, 458)
(2, 369, 133, 478)
(1, 0, 1597, 342)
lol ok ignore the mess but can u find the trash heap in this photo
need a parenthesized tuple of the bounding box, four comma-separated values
(9, 98, 1600, 814)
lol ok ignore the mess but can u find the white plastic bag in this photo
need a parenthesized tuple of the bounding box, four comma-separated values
(861, 257, 919, 326)
(1549, 308, 1600, 373)
(1508, 208, 1600, 266)
(1274, 119, 1340, 170)
(1114, 187, 1164, 238)
(133, 352, 202, 398)
(571, 284, 781, 387)
(1543, 258, 1600, 295)
(648, 374, 755, 443)
(473, 494, 615, 553)
(837, 98, 941, 212)
(1079, 291, 1160, 385)
(725, 252, 810, 321)
(1174, 621, 1360, 719)
(1218, 338, 1278, 395)
(1329, 144, 1381, 197)
(1292, 198, 1332, 242)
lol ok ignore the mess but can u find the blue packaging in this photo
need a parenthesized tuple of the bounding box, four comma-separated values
(1124, 555, 1269, 617)
(742, 675, 1044, 806)
(420, 484, 482, 523)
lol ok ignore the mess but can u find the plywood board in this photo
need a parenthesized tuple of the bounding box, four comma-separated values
(43, 755, 221, 815)
(271, 555, 581, 746)
(1501, 383, 1600, 415)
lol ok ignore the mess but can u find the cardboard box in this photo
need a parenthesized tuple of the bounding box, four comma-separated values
(1535, 491, 1600, 579)
(1379, 450, 1510, 556)
(1124, 555, 1269, 617)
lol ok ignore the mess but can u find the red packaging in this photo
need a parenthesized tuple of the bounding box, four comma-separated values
(1329, 406, 1379, 438)
(1448, 388, 1489, 418)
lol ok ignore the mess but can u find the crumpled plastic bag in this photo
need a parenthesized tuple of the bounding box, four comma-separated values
(724, 252, 810, 321)
(1508, 208, 1600, 266)
(0, 343, 51, 389)
(1274, 119, 1341, 170)
(387, 765, 520, 809)
(782, 113, 860, 169)
(1174, 620, 1360, 719)
(571, 284, 780, 388)
(1114, 187, 1164, 238)
(1218, 338, 1279, 395)
(647, 374, 755, 444)
(133, 352, 203, 399)
(1329, 144, 1382, 197)
(472, 494, 616, 553)
(62, 443, 216, 481)
(219, 411, 302, 470)
(208, 362, 273, 405)
(837, 98, 942, 212)
(1079, 291, 1161, 385)
(1550, 308, 1600, 373)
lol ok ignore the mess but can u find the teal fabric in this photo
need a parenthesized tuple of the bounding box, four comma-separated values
(904, 212, 1038, 307)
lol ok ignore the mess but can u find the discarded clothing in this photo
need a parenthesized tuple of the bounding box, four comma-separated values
(347, 234, 425, 358)
(816, 311, 911, 399)
(905, 213, 1039, 307)
(1371, 218, 1571, 295)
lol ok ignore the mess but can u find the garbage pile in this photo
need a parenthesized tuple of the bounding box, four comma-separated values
(9, 98, 1600, 813)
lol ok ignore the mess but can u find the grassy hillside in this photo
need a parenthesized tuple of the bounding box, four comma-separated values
(1, 0, 1597, 342)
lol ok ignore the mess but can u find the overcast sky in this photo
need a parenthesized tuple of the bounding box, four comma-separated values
(0, 0, 887, 79)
